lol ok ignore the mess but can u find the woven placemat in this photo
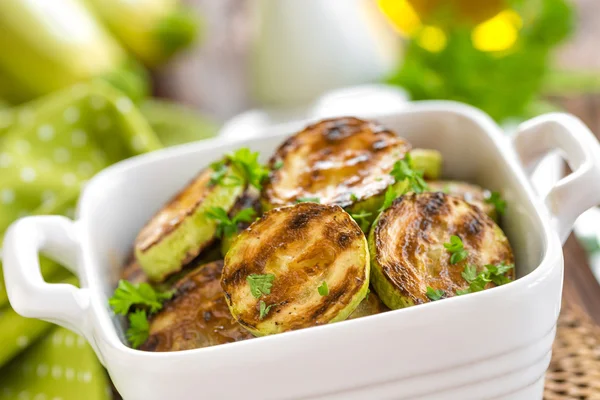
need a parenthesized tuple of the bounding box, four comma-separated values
(545, 304, 600, 399)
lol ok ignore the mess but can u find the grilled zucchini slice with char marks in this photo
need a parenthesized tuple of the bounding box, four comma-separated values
(427, 180, 496, 220)
(135, 164, 245, 282)
(369, 192, 514, 309)
(262, 117, 411, 210)
(222, 202, 370, 336)
(141, 260, 253, 352)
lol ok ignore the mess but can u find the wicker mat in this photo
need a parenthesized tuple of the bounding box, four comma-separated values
(545, 304, 600, 399)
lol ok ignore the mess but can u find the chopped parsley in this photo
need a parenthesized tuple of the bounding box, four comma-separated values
(318, 281, 329, 296)
(485, 191, 506, 215)
(273, 160, 284, 170)
(227, 148, 270, 190)
(456, 263, 514, 295)
(205, 206, 256, 238)
(426, 286, 444, 301)
(296, 197, 320, 203)
(108, 280, 174, 315)
(259, 300, 274, 320)
(209, 148, 269, 189)
(443, 235, 468, 265)
(126, 310, 150, 349)
(246, 273, 275, 298)
(350, 210, 373, 232)
(390, 153, 428, 194)
(350, 193, 359, 202)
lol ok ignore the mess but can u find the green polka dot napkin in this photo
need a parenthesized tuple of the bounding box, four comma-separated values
(0, 82, 218, 399)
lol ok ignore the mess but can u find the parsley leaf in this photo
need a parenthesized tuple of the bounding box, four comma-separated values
(485, 191, 506, 215)
(457, 263, 514, 295)
(461, 264, 478, 283)
(426, 286, 444, 301)
(296, 197, 320, 203)
(273, 160, 284, 170)
(318, 281, 329, 296)
(390, 153, 428, 193)
(247, 273, 275, 298)
(443, 235, 468, 265)
(350, 210, 373, 232)
(486, 262, 514, 286)
(350, 193, 358, 202)
(206, 206, 256, 238)
(259, 300, 273, 320)
(126, 310, 150, 348)
(109, 280, 173, 315)
(379, 185, 398, 212)
(227, 148, 269, 190)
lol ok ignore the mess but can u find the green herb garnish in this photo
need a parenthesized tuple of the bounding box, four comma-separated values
(205, 206, 256, 238)
(259, 300, 274, 320)
(350, 193, 359, 202)
(318, 281, 329, 296)
(227, 148, 269, 190)
(273, 160, 284, 170)
(485, 191, 506, 215)
(378, 185, 398, 212)
(426, 286, 444, 301)
(456, 263, 514, 295)
(109, 280, 174, 315)
(126, 310, 150, 349)
(390, 153, 428, 193)
(296, 197, 320, 203)
(247, 273, 275, 298)
(350, 211, 373, 232)
(443, 235, 468, 265)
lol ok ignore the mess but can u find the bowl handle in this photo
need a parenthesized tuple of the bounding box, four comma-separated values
(514, 113, 600, 244)
(2, 216, 92, 338)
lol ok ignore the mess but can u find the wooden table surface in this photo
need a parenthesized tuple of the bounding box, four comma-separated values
(156, 0, 600, 316)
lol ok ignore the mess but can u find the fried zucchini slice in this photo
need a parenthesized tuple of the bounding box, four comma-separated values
(220, 189, 262, 257)
(410, 148, 442, 180)
(369, 192, 514, 309)
(140, 260, 253, 352)
(347, 290, 389, 320)
(222, 202, 370, 336)
(134, 165, 245, 281)
(262, 117, 411, 210)
(427, 180, 496, 220)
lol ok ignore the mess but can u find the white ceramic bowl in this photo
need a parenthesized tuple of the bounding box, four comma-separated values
(4, 102, 600, 400)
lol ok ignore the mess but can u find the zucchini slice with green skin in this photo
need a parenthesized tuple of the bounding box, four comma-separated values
(135, 165, 245, 282)
(410, 148, 443, 180)
(347, 290, 389, 320)
(262, 117, 411, 210)
(369, 192, 514, 309)
(222, 202, 370, 336)
(140, 260, 253, 352)
(220, 189, 262, 257)
(427, 180, 496, 220)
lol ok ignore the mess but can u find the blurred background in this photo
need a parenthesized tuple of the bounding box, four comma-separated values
(1, 0, 600, 399)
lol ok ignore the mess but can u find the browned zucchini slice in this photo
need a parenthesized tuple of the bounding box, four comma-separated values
(222, 202, 370, 336)
(427, 180, 496, 219)
(262, 117, 410, 209)
(369, 192, 514, 309)
(140, 260, 252, 352)
(134, 165, 245, 281)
